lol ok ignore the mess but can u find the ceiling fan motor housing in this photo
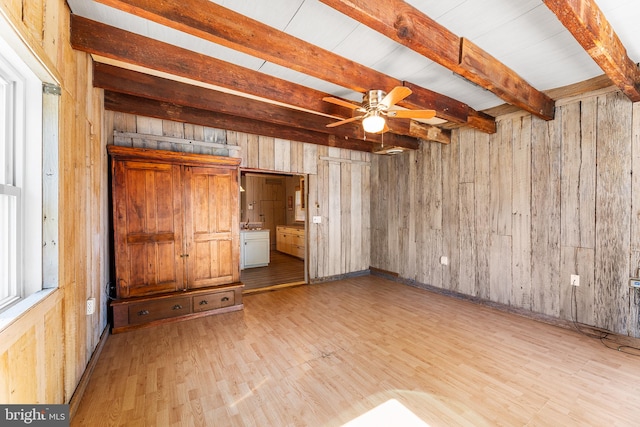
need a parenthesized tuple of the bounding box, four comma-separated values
(364, 90, 388, 110)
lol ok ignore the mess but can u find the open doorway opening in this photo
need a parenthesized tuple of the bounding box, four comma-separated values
(239, 170, 306, 292)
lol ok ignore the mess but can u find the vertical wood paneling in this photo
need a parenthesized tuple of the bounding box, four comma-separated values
(531, 117, 561, 316)
(246, 134, 259, 168)
(361, 153, 371, 271)
(387, 155, 400, 274)
(274, 138, 290, 172)
(315, 145, 330, 278)
(459, 182, 476, 295)
(303, 143, 318, 175)
(474, 131, 491, 300)
(22, 1, 43, 45)
(491, 120, 513, 236)
(258, 136, 275, 170)
(402, 151, 417, 280)
(490, 235, 512, 305)
(44, 303, 65, 403)
(414, 144, 427, 284)
(558, 100, 597, 323)
(370, 155, 382, 267)
(631, 103, 640, 255)
(306, 172, 318, 280)
(512, 116, 532, 309)
(393, 153, 414, 279)
(227, 131, 247, 167)
(489, 112, 513, 305)
(349, 155, 362, 272)
(369, 88, 639, 338)
(9, 330, 38, 403)
(594, 91, 632, 334)
(560, 246, 595, 324)
(458, 128, 476, 295)
(289, 140, 301, 173)
(137, 116, 163, 136)
(184, 123, 205, 142)
(442, 132, 460, 291)
(340, 159, 351, 273)
(41, 0, 60, 63)
(426, 143, 443, 230)
(328, 159, 342, 276)
(424, 142, 443, 288)
(630, 102, 640, 338)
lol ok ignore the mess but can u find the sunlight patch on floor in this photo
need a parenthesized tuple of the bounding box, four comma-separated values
(343, 399, 430, 427)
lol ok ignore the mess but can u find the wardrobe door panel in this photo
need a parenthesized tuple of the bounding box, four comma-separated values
(185, 166, 239, 289)
(113, 160, 183, 298)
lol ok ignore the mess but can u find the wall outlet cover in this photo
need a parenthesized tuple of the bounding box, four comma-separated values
(86, 298, 96, 315)
(570, 274, 580, 287)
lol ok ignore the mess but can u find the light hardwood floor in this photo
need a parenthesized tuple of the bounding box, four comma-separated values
(72, 276, 640, 426)
(241, 250, 305, 291)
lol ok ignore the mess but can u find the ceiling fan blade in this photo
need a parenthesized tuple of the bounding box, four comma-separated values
(322, 96, 361, 110)
(380, 86, 412, 109)
(387, 109, 436, 119)
(326, 115, 363, 128)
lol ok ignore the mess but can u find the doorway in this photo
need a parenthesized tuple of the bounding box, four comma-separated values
(239, 171, 306, 292)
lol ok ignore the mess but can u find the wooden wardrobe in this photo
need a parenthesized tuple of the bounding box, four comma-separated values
(107, 146, 243, 333)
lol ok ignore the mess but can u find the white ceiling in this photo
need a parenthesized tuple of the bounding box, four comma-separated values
(67, 0, 640, 113)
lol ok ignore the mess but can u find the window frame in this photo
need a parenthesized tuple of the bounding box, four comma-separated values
(0, 13, 59, 328)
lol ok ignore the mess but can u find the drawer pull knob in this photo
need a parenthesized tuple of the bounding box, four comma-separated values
(199, 300, 208, 305)
(221, 296, 230, 302)
(172, 304, 183, 310)
(137, 310, 150, 316)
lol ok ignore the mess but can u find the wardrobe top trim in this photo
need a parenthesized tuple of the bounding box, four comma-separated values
(107, 145, 241, 167)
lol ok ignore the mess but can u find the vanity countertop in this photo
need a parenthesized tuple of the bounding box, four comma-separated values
(277, 224, 304, 230)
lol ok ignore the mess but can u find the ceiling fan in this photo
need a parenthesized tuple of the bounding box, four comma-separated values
(323, 86, 436, 134)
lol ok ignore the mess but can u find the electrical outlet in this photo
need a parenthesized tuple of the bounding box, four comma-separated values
(570, 274, 580, 287)
(630, 278, 640, 288)
(440, 256, 449, 266)
(86, 298, 96, 315)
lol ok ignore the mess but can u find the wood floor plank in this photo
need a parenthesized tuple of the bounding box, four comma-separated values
(72, 276, 640, 426)
(241, 250, 305, 291)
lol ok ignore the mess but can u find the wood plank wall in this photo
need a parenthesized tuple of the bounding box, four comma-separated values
(106, 111, 372, 282)
(0, 0, 107, 405)
(371, 88, 640, 338)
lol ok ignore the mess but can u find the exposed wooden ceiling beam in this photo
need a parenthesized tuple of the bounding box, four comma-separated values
(104, 91, 381, 153)
(94, 63, 448, 145)
(94, 63, 426, 149)
(91, 0, 496, 133)
(319, 0, 555, 121)
(543, 0, 640, 102)
(71, 16, 447, 144)
(71, 16, 343, 117)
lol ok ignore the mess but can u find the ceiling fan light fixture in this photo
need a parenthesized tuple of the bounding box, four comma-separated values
(362, 111, 385, 133)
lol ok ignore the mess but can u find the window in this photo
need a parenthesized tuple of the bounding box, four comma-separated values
(0, 15, 59, 321)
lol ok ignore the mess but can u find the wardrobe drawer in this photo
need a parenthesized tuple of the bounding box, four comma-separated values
(193, 290, 235, 312)
(128, 297, 191, 325)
